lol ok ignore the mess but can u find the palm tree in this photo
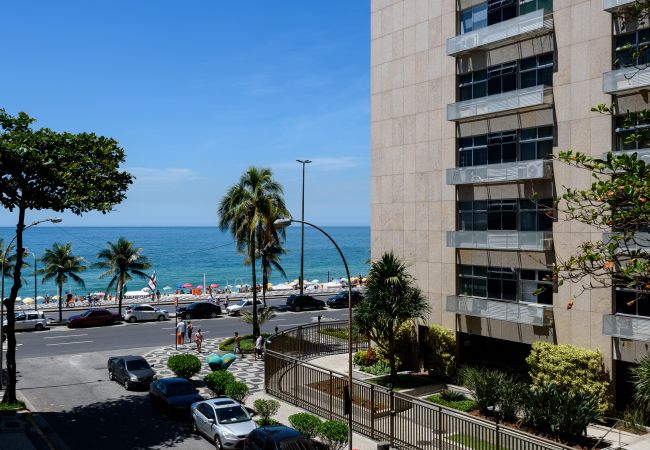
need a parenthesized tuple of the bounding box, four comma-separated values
(39, 243, 86, 322)
(1, 239, 18, 281)
(240, 308, 277, 328)
(259, 240, 287, 307)
(353, 252, 430, 385)
(94, 238, 151, 315)
(219, 167, 288, 337)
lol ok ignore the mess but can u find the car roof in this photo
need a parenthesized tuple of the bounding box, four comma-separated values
(130, 303, 152, 308)
(204, 398, 239, 408)
(17, 310, 43, 314)
(158, 377, 191, 385)
(256, 425, 302, 440)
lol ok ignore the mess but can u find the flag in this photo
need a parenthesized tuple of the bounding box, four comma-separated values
(148, 271, 157, 291)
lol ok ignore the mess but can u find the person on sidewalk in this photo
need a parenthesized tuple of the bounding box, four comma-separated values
(177, 319, 186, 344)
(186, 321, 193, 343)
(234, 332, 244, 358)
(254, 335, 264, 360)
(194, 329, 204, 353)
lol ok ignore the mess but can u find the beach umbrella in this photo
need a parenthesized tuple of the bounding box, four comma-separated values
(51, 295, 60, 300)
(22, 297, 34, 304)
(197, 285, 204, 289)
(36, 296, 45, 301)
(91, 292, 105, 296)
(311, 279, 320, 284)
(182, 283, 193, 288)
(162, 286, 172, 291)
(176, 283, 184, 289)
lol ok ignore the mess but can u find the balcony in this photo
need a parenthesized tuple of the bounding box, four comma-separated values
(602, 232, 650, 250)
(447, 10, 554, 57)
(603, 314, 650, 341)
(603, 0, 637, 13)
(447, 230, 553, 251)
(446, 159, 552, 185)
(446, 295, 554, 326)
(603, 67, 650, 94)
(447, 85, 553, 122)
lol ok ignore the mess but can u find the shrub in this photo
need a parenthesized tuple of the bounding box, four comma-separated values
(225, 381, 249, 404)
(632, 354, 650, 413)
(424, 324, 456, 381)
(459, 366, 501, 414)
(204, 370, 236, 396)
(288, 413, 322, 439)
(219, 333, 270, 352)
(358, 361, 390, 376)
(318, 420, 348, 450)
(495, 375, 527, 423)
(167, 354, 201, 379)
(440, 390, 466, 402)
(352, 347, 378, 366)
(427, 392, 477, 412)
(622, 407, 648, 432)
(526, 341, 610, 414)
(375, 323, 417, 371)
(253, 399, 280, 426)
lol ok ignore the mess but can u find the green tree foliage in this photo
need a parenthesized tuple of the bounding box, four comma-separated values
(0, 108, 132, 404)
(240, 308, 276, 328)
(39, 243, 86, 322)
(423, 324, 456, 381)
(526, 341, 610, 414)
(94, 238, 151, 315)
(353, 252, 429, 385)
(0, 239, 19, 280)
(218, 167, 288, 337)
(225, 381, 249, 404)
(632, 354, 650, 413)
(318, 420, 348, 450)
(204, 370, 236, 396)
(253, 399, 280, 426)
(167, 354, 201, 379)
(288, 413, 322, 439)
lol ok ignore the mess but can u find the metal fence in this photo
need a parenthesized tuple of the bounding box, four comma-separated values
(265, 321, 572, 450)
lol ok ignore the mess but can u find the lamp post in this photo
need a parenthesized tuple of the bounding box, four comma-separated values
(296, 160, 311, 296)
(275, 217, 354, 450)
(1, 217, 62, 388)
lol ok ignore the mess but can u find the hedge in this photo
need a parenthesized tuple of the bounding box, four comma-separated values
(423, 324, 456, 381)
(167, 354, 201, 379)
(204, 371, 236, 396)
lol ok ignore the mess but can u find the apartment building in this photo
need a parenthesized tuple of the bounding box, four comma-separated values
(370, 0, 650, 405)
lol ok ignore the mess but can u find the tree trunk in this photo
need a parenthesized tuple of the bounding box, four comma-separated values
(117, 280, 123, 316)
(388, 332, 397, 387)
(262, 258, 267, 307)
(2, 207, 25, 404)
(58, 283, 63, 322)
(251, 238, 259, 338)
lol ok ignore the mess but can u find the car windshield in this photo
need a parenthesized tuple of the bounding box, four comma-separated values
(166, 383, 196, 396)
(81, 310, 92, 317)
(236, 300, 246, 306)
(126, 359, 150, 371)
(216, 406, 250, 424)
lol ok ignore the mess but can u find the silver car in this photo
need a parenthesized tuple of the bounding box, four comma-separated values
(123, 304, 169, 323)
(191, 397, 257, 449)
(2, 310, 48, 331)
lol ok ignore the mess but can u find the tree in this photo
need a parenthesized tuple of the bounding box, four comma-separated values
(0, 239, 19, 280)
(39, 243, 87, 322)
(353, 252, 429, 384)
(240, 308, 277, 328)
(218, 167, 288, 337)
(0, 108, 132, 404)
(94, 238, 151, 315)
(259, 239, 287, 307)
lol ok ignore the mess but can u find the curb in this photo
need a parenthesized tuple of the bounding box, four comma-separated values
(17, 391, 71, 450)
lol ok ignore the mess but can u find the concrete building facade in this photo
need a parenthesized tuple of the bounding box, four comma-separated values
(370, 0, 650, 404)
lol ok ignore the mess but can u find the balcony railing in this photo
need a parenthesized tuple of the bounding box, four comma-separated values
(447, 10, 554, 57)
(603, 314, 650, 341)
(603, 0, 637, 12)
(447, 85, 553, 122)
(603, 66, 650, 94)
(446, 159, 552, 185)
(610, 149, 650, 165)
(602, 232, 650, 250)
(446, 295, 554, 326)
(447, 230, 553, 251)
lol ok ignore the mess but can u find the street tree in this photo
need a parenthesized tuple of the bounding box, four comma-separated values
(39, 243, 87, 322)
(94, 238, 151, 315)
(0, 108, 132, 404)
(354, 252, 429, 385)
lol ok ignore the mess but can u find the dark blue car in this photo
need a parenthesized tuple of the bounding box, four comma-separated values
(244, 425, 318, 450)
(149, 377, 203, 416)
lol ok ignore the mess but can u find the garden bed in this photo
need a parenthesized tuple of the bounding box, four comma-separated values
(219, 333, 270, 352)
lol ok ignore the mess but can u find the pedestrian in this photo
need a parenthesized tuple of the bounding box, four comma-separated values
(225, 295, 230, 308)
(156, 289, 161, 302)
(255, 335, 264, 360)
(177, 319, 186, 344)
(234, 331, 243, 358)
(194, 329, 204, 353)
(186, 321, 193, 343)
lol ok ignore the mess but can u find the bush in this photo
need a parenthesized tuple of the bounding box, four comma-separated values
(219, 333, 270, 352)
(622, 407, 648, 432)
(358, 361, 390, 376)
(440, 390, 466, 402)
(375, 323, 418, 371)
(427, 392, 477, 412)
(253, 399, 280, 426)
(225, 381, 249, 404)
(526, 341, 610, 414)
(318, 420, 348, 450)
(424, 324, 456, 381)
(495, 375, 527, 423)
(167, 354, 201, 379)
(459, 366, 501, 414)
(632, 354, 650, 413)
(352, 348, 378, 366)
(204, 371, 236, 396)
(288, 413, 322, 439)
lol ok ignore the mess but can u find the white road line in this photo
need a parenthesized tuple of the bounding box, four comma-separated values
(161, 327, 176, 330)
(46, 340, 93, 346)
(44, 334, 88, 339)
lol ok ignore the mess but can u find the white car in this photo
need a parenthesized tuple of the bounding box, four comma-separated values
(191, 397, 257, 448)
(2, 310, 48, 331)
(226, 299, 265, 316)
(123, 304, 169, 323)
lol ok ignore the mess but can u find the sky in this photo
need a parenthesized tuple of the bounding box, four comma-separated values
(0, 1, 370, 227)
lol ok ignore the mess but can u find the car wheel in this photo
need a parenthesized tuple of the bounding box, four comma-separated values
(185, 313, 191, 320)
(157, 315, 165, 321)
(214, 435, 223, 450)
(109, 370, 115, 381)
(128, 316, 137, 323)
(124, 380, 131, 390)
(295, 306, 302, 312)
(210, 312, 217, 318)
(35, 323, 44, 331)
(191, 420, 199, 435)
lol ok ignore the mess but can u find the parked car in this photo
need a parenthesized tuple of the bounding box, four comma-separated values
(67, 309, 122, 328)
(244, 425, 317, 450)
(149, 378, 203, 416)
(177, 302, 222, 320)
(2, 310, 48, 331)
(123, 304, 169, 323)
(107, 355, 156, 390)
(285, 295, 325, 312)
(226, 299, 265, 316)
(191, 397, 257, 448)
(326, 291, 364, 309)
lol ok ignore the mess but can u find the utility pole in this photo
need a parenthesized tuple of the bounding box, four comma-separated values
(296, 159, 311, 296)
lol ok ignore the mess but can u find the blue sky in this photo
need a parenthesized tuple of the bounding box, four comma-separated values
(0, 1, 370, 227)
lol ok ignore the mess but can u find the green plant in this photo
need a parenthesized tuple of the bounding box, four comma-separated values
(459, 366, 500, 415)
(424, 324, 456, 381)
(427, 393, 477, 412)
(440, 390, 466, 402)
(352, 348, 378, 366)
(358, 361, 390, 376)
(632, 354, 650, 413)
(167, 354, 201, 379)
(253, 399, 280, 426)
(0, 400, 25, 411)
(240, 309, 276, 327)
(318, 327, 363, 341)
(622, 407, 648, 432)
(526, 341, 610, 414)
(318, 420, 348, 450)
(204, 371, 236, 396)
(225, 381, 249, 404)
(219, 333, 270, 352)
(288, 413, 322, 439)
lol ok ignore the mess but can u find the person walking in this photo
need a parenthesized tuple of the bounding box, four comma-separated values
(254, 335, 264, 360)
(194, 329, 204, 353)
(186, 321, 193, 343)
(176, 319, 186, 344)
(156, 289, 161, 303)
(233, 331, 243, 358)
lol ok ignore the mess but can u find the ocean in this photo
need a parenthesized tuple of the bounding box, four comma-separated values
(0, 226, 370, 299)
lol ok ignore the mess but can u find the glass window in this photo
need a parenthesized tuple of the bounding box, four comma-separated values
(461, 3, 488, 34)
(457, 198, 552, 231)
(615, 114, 650, 152)
(615, 29, 650, 69)
(459, 264, 553, 302)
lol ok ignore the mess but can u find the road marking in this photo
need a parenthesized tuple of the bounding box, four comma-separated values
(46, 340, 93, 346)
(44, 334, 88, 339)
(161, 327, 176, 330)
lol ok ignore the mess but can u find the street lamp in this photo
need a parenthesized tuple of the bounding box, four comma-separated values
(1, 217, 62, 388)
(296, 160, 311, 296)
(274, 217, 354, 450)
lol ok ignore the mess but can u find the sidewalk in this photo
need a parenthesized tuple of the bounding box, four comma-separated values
(0, 408, 53, 450)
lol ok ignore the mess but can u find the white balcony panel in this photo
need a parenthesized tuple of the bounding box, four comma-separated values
(446, 230, 553, 251)
(610, 149, 650, 165)
(447, 86, 552, 122)
(446, 159, 552, 185)
(603, 0, 637, 12)
(602, 232, 650, 250)
(603, 314, 650, 341)
(603, 67, 650, 94)
(446, 295, 554, 326)
(446, 10, 554, 57)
